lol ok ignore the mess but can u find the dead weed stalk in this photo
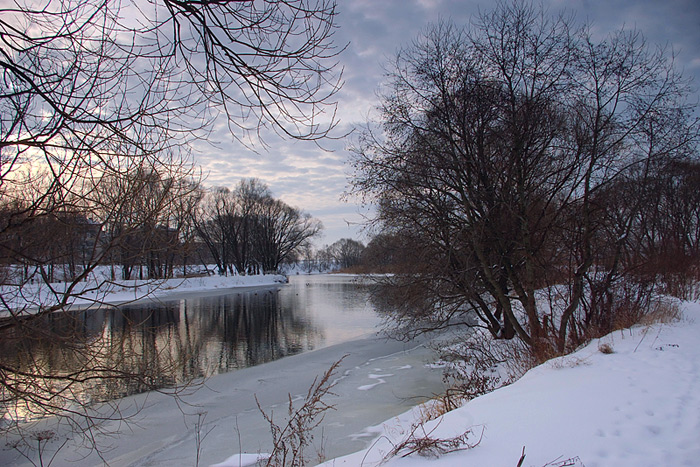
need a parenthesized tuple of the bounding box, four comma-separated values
(256, 357, 344, 466)
(381, 418, 484, 463)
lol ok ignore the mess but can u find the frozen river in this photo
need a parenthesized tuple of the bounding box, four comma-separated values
(2, 275, 391, 406)
(1, 275, 448, 466)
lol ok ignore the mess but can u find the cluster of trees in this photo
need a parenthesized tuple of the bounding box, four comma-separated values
(0, 157, 200, 288)
(0, 176, 322, 281)
(307, 237, 366, 271)
(287, 237, 369, 273)
(98, 165, 202, 282)
(351, 2, 699, 355)
(195, 179, 322, 275)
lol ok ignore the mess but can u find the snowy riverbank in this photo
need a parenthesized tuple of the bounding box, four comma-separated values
(318, 299, 700, 467)
(0, 272, 288, 316)
(2, 281, 697, 467)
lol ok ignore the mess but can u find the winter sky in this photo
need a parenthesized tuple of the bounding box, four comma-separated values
(193, 0, 700, 247)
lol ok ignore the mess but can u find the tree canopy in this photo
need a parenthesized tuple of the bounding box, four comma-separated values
(351, 1, 699, 353)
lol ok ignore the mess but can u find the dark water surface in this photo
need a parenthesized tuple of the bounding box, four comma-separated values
(1, 275, 384, 415)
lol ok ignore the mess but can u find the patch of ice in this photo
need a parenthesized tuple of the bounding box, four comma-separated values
(210, 452, 270, 467)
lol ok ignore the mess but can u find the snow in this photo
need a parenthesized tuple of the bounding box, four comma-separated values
(357, 373, 395, 391)
(211, 453, 271, 467)
(320, 299, 700, 467)
(0, 269, 288, 316)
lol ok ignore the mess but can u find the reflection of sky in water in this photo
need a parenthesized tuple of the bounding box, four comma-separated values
(281, 275, 382, 346)
(0, 275, 383, 422)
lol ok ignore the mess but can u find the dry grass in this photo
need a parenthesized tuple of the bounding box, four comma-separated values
(256, 357, 344, 467)
(638, 298, 682, 325)
(416, 390, 468, 423)
(546, 354, 591, 370)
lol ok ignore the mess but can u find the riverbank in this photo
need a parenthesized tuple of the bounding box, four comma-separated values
(0, 272, 288, 316)
(318, 299, 700, 466)
(3, 285, 696, 466)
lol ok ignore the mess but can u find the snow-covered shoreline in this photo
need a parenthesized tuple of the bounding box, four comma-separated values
(93, 273, 290, 306)
(319, 299, 700, 467)
(0, 272, 288, 316)
(2, 275, 697, 467)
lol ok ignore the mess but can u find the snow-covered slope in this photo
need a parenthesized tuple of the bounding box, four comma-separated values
(323, 300, 700, 467)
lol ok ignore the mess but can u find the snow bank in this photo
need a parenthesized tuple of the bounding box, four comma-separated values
(0, 271, 288, 316)
(322, 300, 700, 467)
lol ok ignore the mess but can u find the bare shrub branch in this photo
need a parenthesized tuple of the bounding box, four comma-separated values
(256, 357, 344, 466)
(382, 419, 483, 463)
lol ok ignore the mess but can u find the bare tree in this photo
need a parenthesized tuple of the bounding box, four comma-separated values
(194, 179, 322, 275)
(0, 0, 343, 453)
(253, 195, 323, 274)
(327, 238, 365, 269)
(194, 179, 270, 275)
(194, 187, 237, 276)
(100, 162, 201, 280)
(359, 233, 406, 273)
(231, 179, 276, 274)
(350, 1, 698, 355)
(195, 181, 258, 276)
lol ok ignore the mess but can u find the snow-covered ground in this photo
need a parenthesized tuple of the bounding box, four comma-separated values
(318, 299, 700, 467)
(0, 270, 288, 316)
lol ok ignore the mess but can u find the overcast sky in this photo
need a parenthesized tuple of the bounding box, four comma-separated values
(194, 0, 700, 247)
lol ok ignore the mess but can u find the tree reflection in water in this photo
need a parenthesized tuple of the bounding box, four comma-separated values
(0, 287, 321, 420)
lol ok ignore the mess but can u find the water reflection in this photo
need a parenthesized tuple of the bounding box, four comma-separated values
(0, 275, 382, 421)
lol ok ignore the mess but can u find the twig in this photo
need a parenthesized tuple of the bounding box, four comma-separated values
(517, 446, 526, 467)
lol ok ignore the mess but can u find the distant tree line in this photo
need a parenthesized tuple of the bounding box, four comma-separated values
(290, 237, 367, 273)
(0, 176, 322, 283)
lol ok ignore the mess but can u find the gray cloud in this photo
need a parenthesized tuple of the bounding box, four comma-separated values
(192, 0, 700, 246)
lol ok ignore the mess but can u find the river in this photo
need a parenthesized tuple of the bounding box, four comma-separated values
(0, 274, 448, 466)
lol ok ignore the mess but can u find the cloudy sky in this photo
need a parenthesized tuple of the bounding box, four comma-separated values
(194, 0, 700, 247)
